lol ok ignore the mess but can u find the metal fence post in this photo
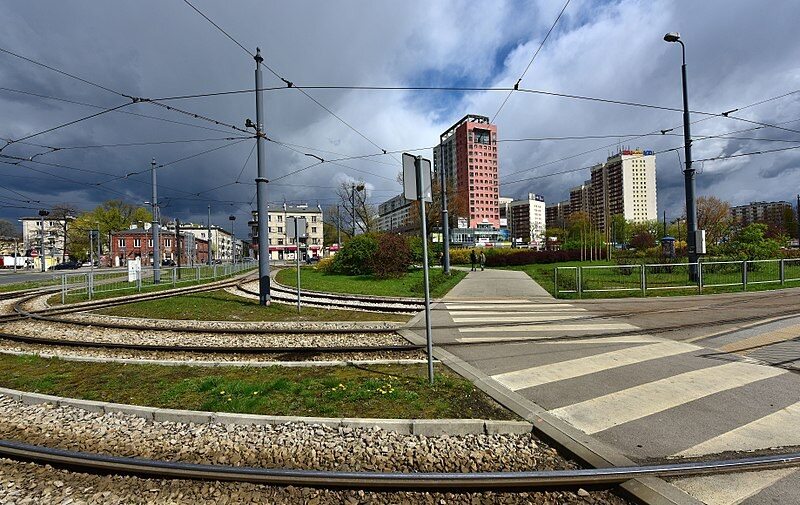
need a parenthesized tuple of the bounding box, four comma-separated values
(742, 260, 748, 291)
(698, 260, 703, 294)
(196, 266, 200, 283)
(172, 268, 176, 287)
(577, 266, 583, 299)
(137, 271, 142, 292)
(61, 274, 66, 305)
(213, 264, 217, 279)
(780, 259, 785, 285)
(640, 264, 646, 296)
(88, 272, 93, 301)
(554, 267, 559, 298)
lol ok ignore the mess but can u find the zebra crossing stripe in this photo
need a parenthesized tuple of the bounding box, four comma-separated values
(451, 314, 586, 323)
(492, 341, 700, 391)
(458, 322, 638, 333)
(550, 362, 786, 434)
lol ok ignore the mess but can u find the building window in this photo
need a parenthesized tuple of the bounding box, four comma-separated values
(118, 238, 124, 247)
(148, 239, 153, 247)
(278, 227, 283, 233)
(134, 238, 141, 247)
(311, 227, 317, 233)
(165, 239, 171, 247)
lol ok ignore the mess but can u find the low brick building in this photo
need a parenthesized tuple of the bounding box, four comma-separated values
(110, 227, 208, 267)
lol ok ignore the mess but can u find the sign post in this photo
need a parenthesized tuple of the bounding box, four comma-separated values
(403, 153, 434, 384)
(288, 217, 307, 313)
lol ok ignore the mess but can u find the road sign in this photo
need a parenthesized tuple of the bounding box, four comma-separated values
(402, 153, 432, 202)
(287, 217, 307, 239)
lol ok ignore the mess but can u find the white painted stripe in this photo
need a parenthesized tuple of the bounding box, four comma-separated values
(676, 401, 800, 457)
(492, 341, 700, 391)
(550, 362, 785, 434)
(672, 469, 797, 505)
(444, 299, 534, 305)
(457, 334, 661, 344)
(452, 314, 586, 323)
(447, 309, 588, 314)
(458, 323, 638, 333)
(445, 304, 579, 310)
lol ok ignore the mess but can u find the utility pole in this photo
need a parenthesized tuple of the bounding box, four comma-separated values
(351, 183, 356, 237)
(151, 158, 161, 283)
(253, 48, 270, 305)
(207, 205, 212, 266)
(414, 156, 434, 385)
(439, 166, 450, 274)
(796, 194, 800, 248)
(229, 215, 236, 266)
(38, 209, 49, 272)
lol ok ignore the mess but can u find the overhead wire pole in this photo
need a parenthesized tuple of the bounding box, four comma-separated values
(254, 48, 270, 305)
(151, 158, 161, 284)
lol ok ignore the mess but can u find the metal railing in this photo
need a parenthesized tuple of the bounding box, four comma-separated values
(60, 263, 256, 303)
(555, 258, 800, 298)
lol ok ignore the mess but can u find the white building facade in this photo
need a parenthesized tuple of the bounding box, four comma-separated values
(510, 193, 546, 249)
(249, 204, 324, 261)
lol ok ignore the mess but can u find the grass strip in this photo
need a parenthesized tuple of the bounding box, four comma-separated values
(275, 268, 466, 299)
(95, 289, 410, 322)
(0, 354, 515, 420)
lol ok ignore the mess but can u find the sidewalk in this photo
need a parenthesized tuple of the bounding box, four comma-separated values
(445, 268, 552, 300)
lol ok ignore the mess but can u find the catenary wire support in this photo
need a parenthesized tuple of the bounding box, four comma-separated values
(254, 48, 271, 305)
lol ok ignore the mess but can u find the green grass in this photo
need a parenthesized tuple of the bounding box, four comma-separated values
(0, 277, 61, 293)
(508, 259, 800, 299)
(96, 289, 410, 322)
(0, 354, 515, 419)
(276, 268, 466, 299)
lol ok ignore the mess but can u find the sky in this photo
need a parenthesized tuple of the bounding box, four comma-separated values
(1, 0, 799, 237)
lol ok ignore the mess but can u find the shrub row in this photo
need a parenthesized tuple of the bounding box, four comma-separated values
(449, 248, 605, 267)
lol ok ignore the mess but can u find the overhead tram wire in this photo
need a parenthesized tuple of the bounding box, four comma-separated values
(492, 0, 572, 122)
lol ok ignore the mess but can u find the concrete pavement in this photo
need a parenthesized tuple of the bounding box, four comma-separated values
(406, 268, 800, 505)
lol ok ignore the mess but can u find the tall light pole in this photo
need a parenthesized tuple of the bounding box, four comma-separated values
(439, 165, 451, 275)
(207, 205, 212, 266)
(150, 158, 161, 283)
(38, 209, 49, 272)
(253, 47, 270, 305)
(664, 32, 698, 278)
(229, 215, 236, 265)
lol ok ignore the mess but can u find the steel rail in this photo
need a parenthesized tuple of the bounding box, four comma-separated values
(0, 440, 797, 490)
(0, 331, 421, 354)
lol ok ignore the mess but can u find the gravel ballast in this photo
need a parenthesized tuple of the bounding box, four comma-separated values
(0, 396, 629, 504)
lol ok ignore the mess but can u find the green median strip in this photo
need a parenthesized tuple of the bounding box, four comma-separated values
(95, 289, 410, 322)
(275, 268, 466, 299)
(0, 354, 516, 420)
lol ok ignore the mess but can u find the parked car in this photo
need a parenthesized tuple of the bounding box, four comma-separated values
(52, 261, 82, 270)
(162, 259, 176, 266)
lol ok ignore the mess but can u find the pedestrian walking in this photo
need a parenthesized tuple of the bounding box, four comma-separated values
(480, 251, 486, 271)
(469, 249, 477, 272)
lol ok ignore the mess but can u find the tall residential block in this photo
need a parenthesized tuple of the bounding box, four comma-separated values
(731, 201, 793, 232)
(545, 200, 571, 229)
(377, 194, 412, 232)
(590, 149, 657, 232)
(510, 193, 546, 249)
(433, 114, 499, 229)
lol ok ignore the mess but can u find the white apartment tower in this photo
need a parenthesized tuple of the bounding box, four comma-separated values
(590, 149, 657, 232)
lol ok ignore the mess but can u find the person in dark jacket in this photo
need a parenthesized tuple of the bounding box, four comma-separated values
(470, 249, 477, 271)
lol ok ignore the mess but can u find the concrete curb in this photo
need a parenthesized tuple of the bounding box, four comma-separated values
(397, 327, 701, 505)
(0, 387, 531, 436)
(0, 350, 430, 368)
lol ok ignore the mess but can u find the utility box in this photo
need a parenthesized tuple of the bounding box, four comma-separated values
(694, 230, 706, 255)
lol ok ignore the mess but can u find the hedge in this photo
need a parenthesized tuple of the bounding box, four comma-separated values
(448, 248, 606, 267)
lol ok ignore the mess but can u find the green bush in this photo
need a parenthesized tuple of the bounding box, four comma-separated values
(315, 256, 335, 273)
(409, 236, 438, 266)
(371, 233, 413, 278)
(331, 234, 379, 275)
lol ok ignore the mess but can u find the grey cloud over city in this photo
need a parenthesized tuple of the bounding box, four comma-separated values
(1, 0, 799, 237)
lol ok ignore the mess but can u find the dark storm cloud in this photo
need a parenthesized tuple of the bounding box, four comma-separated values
(0, 0, 799, 235)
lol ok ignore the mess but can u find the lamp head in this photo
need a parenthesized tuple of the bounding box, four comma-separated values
(38, 209, 49, 217)
(356, 184, 365, 191)
(663, 32, 681, 42)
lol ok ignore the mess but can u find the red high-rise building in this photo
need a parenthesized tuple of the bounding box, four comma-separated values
(433, 114, 499, 229)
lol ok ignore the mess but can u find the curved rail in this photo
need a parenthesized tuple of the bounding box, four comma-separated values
(0, 439, 797, 490)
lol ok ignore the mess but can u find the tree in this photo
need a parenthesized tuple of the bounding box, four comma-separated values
(0, 219, 20, 238)
(696, 196, 733, 245)
(723, 223, 781, 259)
(334, 181, 377, 237)
(49, 204, 78, 262)
(69, 200, 152, 262)
(405, 172, 466, 237)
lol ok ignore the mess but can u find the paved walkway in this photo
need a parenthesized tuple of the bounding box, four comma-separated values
(404, 269, 800, 504)
(445, 269, 551, 300)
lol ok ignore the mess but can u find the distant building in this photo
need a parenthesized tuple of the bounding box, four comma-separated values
(110, 228, 208, 266)
(545, 200, 571, 229)
(433, 114, 499, 229)
(164, 222, 233, 262)
(249, 204, 324, 261)
(510, 193, 546, 249)
(20, 216, 69, 261)
(731, 201, 793, 232)
(498, 196, 513, 240)
(589, 149, 657, 233)
(569, 181, 591, 215)
(377, 194, 412, 232)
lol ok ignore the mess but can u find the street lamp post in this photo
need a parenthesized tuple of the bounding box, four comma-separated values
(664, 32, 699, 279)
(38, 209, 49, 272)
(229, 215, 236, 266)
